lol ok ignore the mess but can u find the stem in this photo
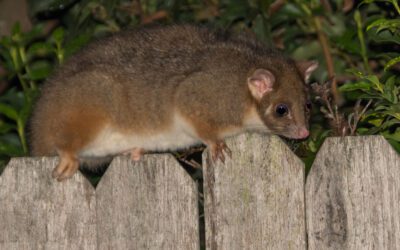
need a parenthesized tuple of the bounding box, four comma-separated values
(17, 119, 28, 154)
(18, 46, 36, 90)
(56, 44, 64, 64)
(391, 0, 400, 15)
(314, 16, 339, 104)
(10, 46, 31, 97)
(350, 99, 372, 135)
(354, 10, 371, 74)
(268, 0, 286, 15)
(324, 97, 334, 117)
(299, 2, 312, 16)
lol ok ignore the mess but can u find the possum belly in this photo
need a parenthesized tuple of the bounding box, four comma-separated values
(79, 114, 200, 157)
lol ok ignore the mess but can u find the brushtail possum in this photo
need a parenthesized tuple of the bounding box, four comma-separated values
(29, 25, 318, 181)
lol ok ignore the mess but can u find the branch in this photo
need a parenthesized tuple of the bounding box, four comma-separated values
(314, 16, 340, 105)
(268, 0, 286, 16)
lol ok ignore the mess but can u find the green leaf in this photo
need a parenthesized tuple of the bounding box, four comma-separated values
(0, 104, 19, 121)
(322, 14, 346, 37)
(11, 23, 22, 37)
(339, 81, 371, 92)
(291, 41, 321, 60)
(51, 27, 65, 45)
(374, 102, 400, 120)
(367, 29, 400, 45)
(367, 117, 384, 127)
(382, 129, 400, 142)
(356, 127, 371, 134)
(385, 56, 400, 71)
(333, 29, 359, 54)
(383, 76, 398, 103)
(0, 121, 16, 134)
(345, 68, 364, 78)
(279, 3, 304, 18)
(21, 25, 44, 45)
(252, 14, 271, 45)
(386, 139, 400, 153)
(364, 75, 384, 93)
(28, 60, 53, 80)
(375, 105, 390, 111)
(0, 36, 12, 48)
(0, 134, 23, 156)
(64, 34, 91, 58)
(367, 18, 400, 33)
(0, 88, 25, 110)
(19, 89, 37, 126)
(27, 42, 53, 57)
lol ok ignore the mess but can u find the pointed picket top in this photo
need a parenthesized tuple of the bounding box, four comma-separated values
(306, 136, 400, 250)
(96, 155, 199, 250)
(203, 133, 306, 250)
(0, 157, 97, 250)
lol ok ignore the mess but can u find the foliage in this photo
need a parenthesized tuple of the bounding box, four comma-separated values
(0, 0, 399, 174)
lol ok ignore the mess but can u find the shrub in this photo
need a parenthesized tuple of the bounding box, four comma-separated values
(0, 0, 398, 174)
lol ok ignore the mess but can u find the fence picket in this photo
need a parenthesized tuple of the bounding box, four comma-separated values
(306, 136, 400, 250)
(0, 157, 97, 250)
(96, 155, 199, 250)
(203, 133, 306, 250)
(1, 135, 399, 249)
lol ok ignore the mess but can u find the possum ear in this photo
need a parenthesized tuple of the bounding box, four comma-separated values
(296, 60, 318, 82)
(247, 69, 275, 101)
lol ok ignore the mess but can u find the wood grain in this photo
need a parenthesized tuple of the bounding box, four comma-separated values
(0, 157, 97, 250)
(306, 136, 400, 249)
(203, 133, 306, 250)
(96, 155, 199, 250)
(2, 135, 398, 249)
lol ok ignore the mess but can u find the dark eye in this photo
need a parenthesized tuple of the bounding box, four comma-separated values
(275, 104, 289, 117)
(306, 101, 312, 110)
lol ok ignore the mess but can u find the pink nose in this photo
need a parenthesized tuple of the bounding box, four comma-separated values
(298, 127, 309, 139)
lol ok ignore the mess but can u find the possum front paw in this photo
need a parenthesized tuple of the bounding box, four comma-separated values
(209, 141, 232, 163)
(123, 148, 145, 161)
(52, 153, 79, 181)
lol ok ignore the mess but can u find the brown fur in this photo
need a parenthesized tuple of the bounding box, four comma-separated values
(29, 24, 317, 181)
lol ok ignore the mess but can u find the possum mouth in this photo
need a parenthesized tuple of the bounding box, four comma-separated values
(270, 126, 310, 140)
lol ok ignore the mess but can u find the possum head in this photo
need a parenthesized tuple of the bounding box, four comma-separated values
(247, 60, 318, 139)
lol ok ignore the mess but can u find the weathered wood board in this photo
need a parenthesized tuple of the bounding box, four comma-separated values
(0, 157, 97, 250)
(96, 155, 199, 250)
(203, 133, 306, 250)
(2, 135, 398, 249)
(306, 136, 400, 249)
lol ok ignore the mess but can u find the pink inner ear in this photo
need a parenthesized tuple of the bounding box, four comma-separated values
(252, 77, 273, 95)
(248, 69, 275, 99)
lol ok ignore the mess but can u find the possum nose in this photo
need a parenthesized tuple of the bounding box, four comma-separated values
(297, 127, 309, 139)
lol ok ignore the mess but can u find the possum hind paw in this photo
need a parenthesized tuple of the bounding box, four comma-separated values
(52, 154, 79, 181)
(210, 141, 232, 163)
(122, 148, 145, 161)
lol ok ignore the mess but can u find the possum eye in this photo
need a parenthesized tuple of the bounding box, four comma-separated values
(306, 101, 312, 111)
(275, 104, 289, 117)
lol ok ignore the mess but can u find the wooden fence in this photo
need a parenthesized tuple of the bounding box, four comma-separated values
(0, 133, 399, 250)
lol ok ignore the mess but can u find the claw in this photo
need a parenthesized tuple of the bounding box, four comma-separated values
(53, 153, 79, 181)
(220, 141, 232, 158)
(210, 140, 231, 163)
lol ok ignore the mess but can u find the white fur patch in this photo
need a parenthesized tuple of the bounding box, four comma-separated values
(245, 106, 270, 133)
(80, 113, 200, 157)
(80, 107, 269, 157)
